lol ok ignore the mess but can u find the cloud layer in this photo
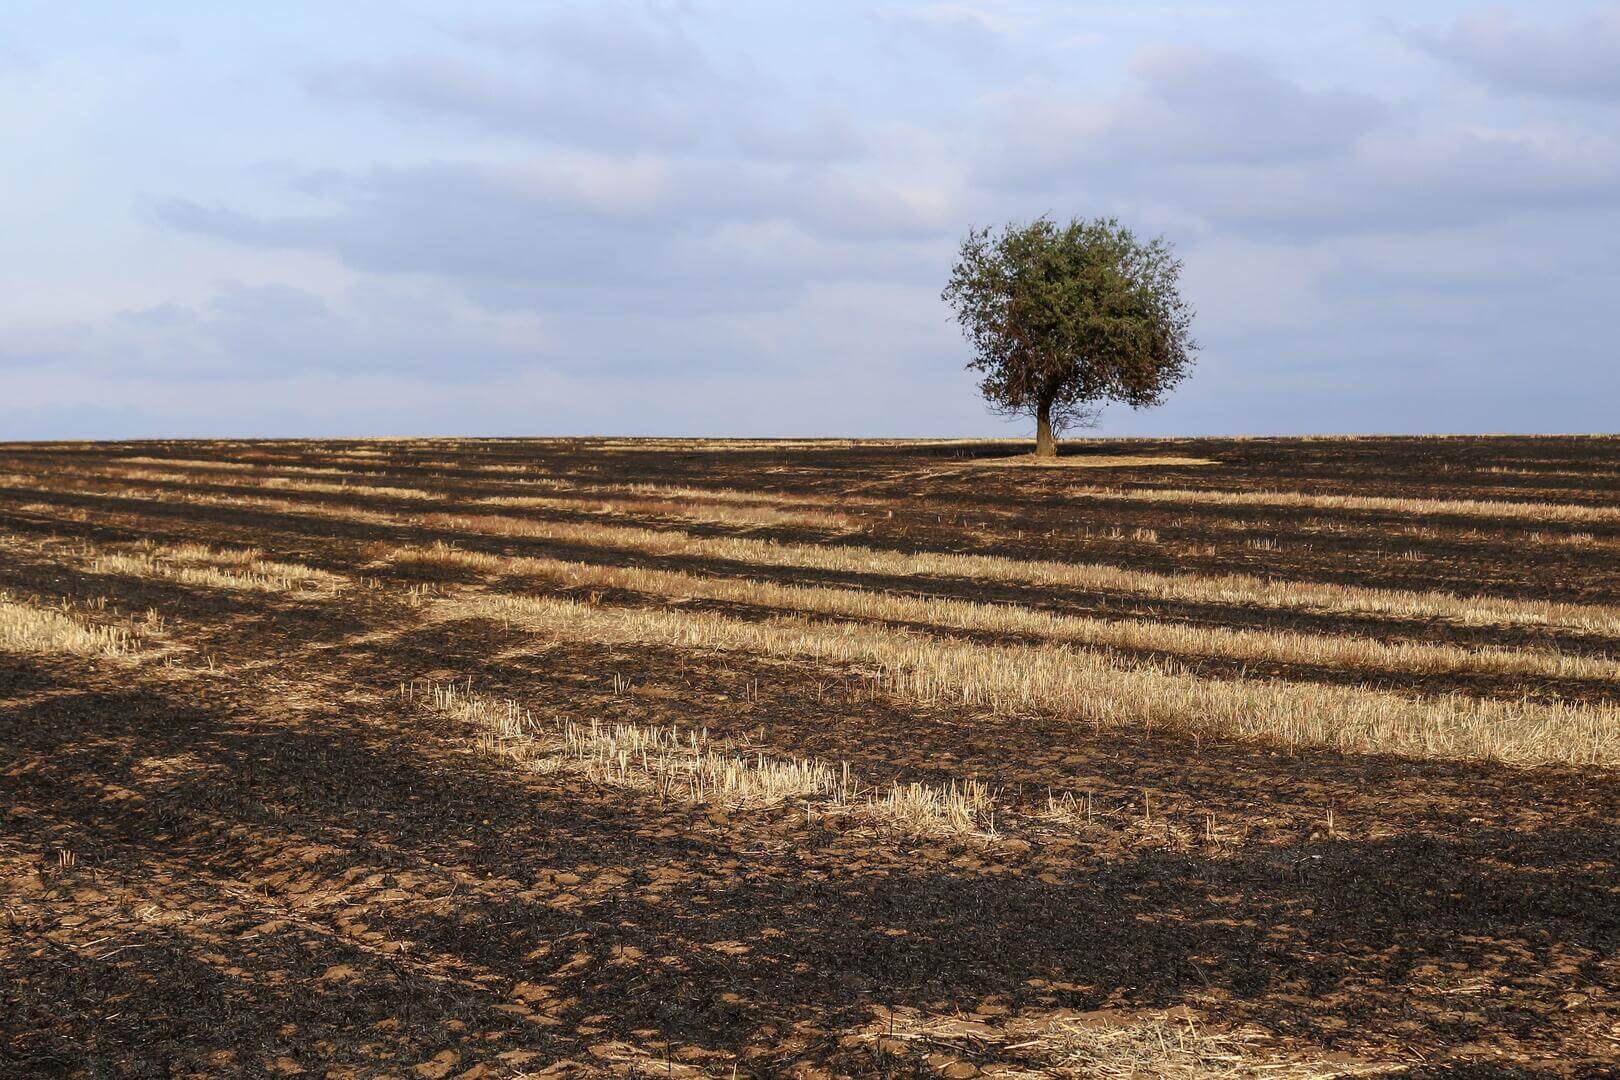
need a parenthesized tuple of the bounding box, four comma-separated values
(1417, 7, 1620, 99)
(4, 2, 1618, 438)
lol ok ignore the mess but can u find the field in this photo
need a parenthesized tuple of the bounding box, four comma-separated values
(3, 435, 1618, 1078)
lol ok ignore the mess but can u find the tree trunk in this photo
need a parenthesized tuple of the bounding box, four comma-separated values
(1034, 395, 1057, 458)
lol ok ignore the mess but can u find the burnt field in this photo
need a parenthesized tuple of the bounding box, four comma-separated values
(2, 435, 1618, 1078)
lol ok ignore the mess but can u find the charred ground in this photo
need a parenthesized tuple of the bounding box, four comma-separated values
(2, 436, 1618, 1078)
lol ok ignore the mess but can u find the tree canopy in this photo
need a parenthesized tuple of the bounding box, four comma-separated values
(942, 216, 1196, 457)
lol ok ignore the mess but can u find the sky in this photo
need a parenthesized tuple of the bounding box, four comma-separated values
(3, 1, 1618, 440)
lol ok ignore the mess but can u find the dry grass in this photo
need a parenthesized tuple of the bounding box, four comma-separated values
(585, 437, 1002, 452)
(1071, 484, 1620, 525)
(607, 482, 847, 506)
(117, 456, 370, 479)
(20, 463, 1620, 634)
(859, 1007, 1386, 1078)
(5, 465, 407, 500)
(1527, 530, 1599, 547)
(84, 542, 346, 594)
(17, 476, 1620, 637)
(871, 778, 995, 835)
(419, 512, 1620, 638)
(1486, 464, 1620, 481)
(444, 593, 1620, 765)
(0, 592, 138, 656)
(259, 477, 434, 500)
(25, 464, 421, 504)
(38, 463, 858, 530)
(390, 543, 1620, 686)
(64, 459, 379, 485)
(410, 680, 995, 833)
(77, 473, 1589, 638)
(424, 677, 844, 806)
(973, 454, 1218, 469)
(165, 488, 394, 522)
(115, 456, 266, 472)
(423, 470, 876, 512)
(474, 492, 856, 530)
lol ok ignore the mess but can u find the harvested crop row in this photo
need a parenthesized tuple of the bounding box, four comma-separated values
(84, 542, 347, 594)
(859, 1007, 1378, 1079)
(0, 592, 139, 656)
(473, 493, 856, 530)
(1, 527, 347, 597)
(389, 543, 1620, 686)
(419, 511, 1620, 638)
(118, 456, 358, 477)
(444, 592, 1620, 766)
(2, 465, 431, 503)
(111, 457, 838, 510)
(1068, 484, 1620, 526)
(410, 680, 995, 834)
(24, 465, 857, 532)
(18, 480, 1620, 638)
(53, 460, 1620, 549)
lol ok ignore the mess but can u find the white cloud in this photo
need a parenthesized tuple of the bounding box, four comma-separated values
(2, 280, 550, 379)
(7, 1, 1620, 439)
(1415, 6, 1620, 100)
(989, 48, 1386, 181)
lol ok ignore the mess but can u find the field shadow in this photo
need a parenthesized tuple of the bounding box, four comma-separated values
(4, 666, 1616, 1074)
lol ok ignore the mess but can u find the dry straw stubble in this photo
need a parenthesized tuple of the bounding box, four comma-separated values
(409, 680, 996, 834)
(0, 592, 139, 657)
(390, 542, 1620, 686)
(444, 592, 1620, 766)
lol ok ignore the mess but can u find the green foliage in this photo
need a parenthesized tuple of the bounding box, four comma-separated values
(942, 216, 1197, 447)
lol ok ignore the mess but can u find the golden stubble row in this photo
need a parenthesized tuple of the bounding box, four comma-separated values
(413, 511, 1620, 639)
(0, 592, 139, 657)
(389, 543, 1620, 686)
(13, 465, 855, 532)
(438, 592, 1620, 766)
(83, 541, 348, 594)
(14, 478, 1620, 637)
(21, 451, 1620, 531)
(1067, 484, 1620, 526)
(860, 1007, 1376, 1080)
(472, 492, 855, 531)
(408, 679, 994, 834)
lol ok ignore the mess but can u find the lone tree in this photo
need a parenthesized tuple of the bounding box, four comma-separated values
(942, 216, 1196, 458)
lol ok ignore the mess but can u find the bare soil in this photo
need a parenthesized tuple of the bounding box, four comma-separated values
(2, 436, 1618, 1078)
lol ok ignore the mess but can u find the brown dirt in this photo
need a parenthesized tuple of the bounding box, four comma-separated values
(2, 435, 1618, 1078)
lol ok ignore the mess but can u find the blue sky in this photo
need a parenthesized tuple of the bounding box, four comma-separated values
(4, 1, 1618, 439)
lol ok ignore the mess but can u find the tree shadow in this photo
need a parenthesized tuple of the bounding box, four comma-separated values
(4, 664, 1616, 1075)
